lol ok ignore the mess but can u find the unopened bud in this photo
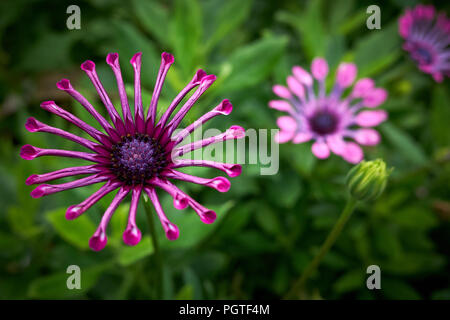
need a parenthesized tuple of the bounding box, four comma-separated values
(346, 159, 392, 202)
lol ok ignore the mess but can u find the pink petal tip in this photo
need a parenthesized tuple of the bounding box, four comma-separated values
(56, 79, 72, 91)
(81, 60, 95, 72)
(208, 177, 231, 192)
(130, 52, 142, 65)
(161, 52, 175, 64)
(106, 52, 119, 66)
(66, 205, 82, 220)
(311, 57, 329, 80)
(200, 210, 217, 224)
(174, 195, 189, 210)
(228, 126, 245, 139)
(89, 232, 107, 251)
(25, 117, 40, 132)
(20, 144, 38, 160)
(123, 226, 142, 246)
(30, 185, 48, 198)
(225, 164, 242, 177)
(216, 99, 233, 115)
(165, 222, 179, 241)
(25, 174, 38, 185)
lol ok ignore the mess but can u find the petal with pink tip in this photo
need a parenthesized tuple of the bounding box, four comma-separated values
(292, 66, 313, 86)
(311, 141, 330, 159)
(272, 85, 292, 99)
(123, 187, 142, 246)
(268, 100, 293, 112)
(326, 135, 346, 155)
(432, 72, 444, 83)
(363, 88, 387, 108)
(277, 116, 297, 132)
(352, 78, 375, 98)
(89, 230, 108, 251)
(275, 130, 294, 144)
(165, 222, 180, 240)
(293, 132, 312, 144)
(311, 58, 329, 80)
(399, 13, 413, 38)
(354, 129, 381, 146)
(336, 63, 357, 88)
(341, 142, 364, 164)
(123, 226, 142, 246)
(287, 76, 305, 98)
(355, 110, 388, 127)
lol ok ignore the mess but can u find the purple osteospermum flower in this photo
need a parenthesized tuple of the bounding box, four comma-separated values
(399, 4, 450, 82)
(21, 52, 244, 251)
(269, 58, 388, 164)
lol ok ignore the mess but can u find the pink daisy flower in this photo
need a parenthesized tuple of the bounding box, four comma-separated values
(269, 58, 388, 164)
(399, 4, 450, 82)
(21, 52, 244, 251)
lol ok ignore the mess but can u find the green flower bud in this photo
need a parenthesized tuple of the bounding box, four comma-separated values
(346, 159, 392, 202)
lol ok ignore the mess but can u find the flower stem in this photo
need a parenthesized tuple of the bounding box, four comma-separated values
(284, 197, 358, 299)
(143, 197, 163, 299)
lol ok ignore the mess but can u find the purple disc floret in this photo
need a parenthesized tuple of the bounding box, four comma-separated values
(269, 58, 388, 163)
(21, 52, 245, 251)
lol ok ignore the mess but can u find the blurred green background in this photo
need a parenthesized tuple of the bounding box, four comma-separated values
(1, 0, 449, 299)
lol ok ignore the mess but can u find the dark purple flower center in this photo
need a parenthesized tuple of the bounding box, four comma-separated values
(110, 134, 167, 185)
(414, 46, 433, 65)
(309, 111, 338, 135)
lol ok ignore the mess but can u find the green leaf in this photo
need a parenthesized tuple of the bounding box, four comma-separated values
(254, 202, 282, 236)
(218, 35, 288, 93)
(374, 225, 402, 259)
(7, 205, 41, 238)
(27, 263, 111, 299)
(132, 0, 170, 46)
(160, 200, 234, 249)
(107, 21, 160, 88)
(233, 230, 277, 253)
(383, 252, 445, 275)
(117, 235, 154, 266)
(278, 1, 328, 59)
(0, 231, 24, 257)
(283, 143, 316, 177)
(382, 279, 421, 300)
(297, 0, 327, 59)
(391, 206, 437, 230)
(175, 285, 194, 300)
(338, 10, 368, 35)
(333, 269, 365, 294)
(267, 171, 302, 208)
(324, 35, 346, 70)
(353, 22, 401, 77)
(217, 201, 254, 237)
(430, 86, 450, 148)
(322, 251, 352, 270)
(47, 208, 96, 250)
(19, 32, 81, 72)
(380, 122, 428, 166)
(170, 0, 203, 77)
(349, 222, 371, 262)
(328, 0, 355, 33)
(203, 0, 254, 54)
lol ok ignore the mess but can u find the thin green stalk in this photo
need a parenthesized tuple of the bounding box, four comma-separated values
(143, 197, 163, 299)
(284, 198, 358, 299)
